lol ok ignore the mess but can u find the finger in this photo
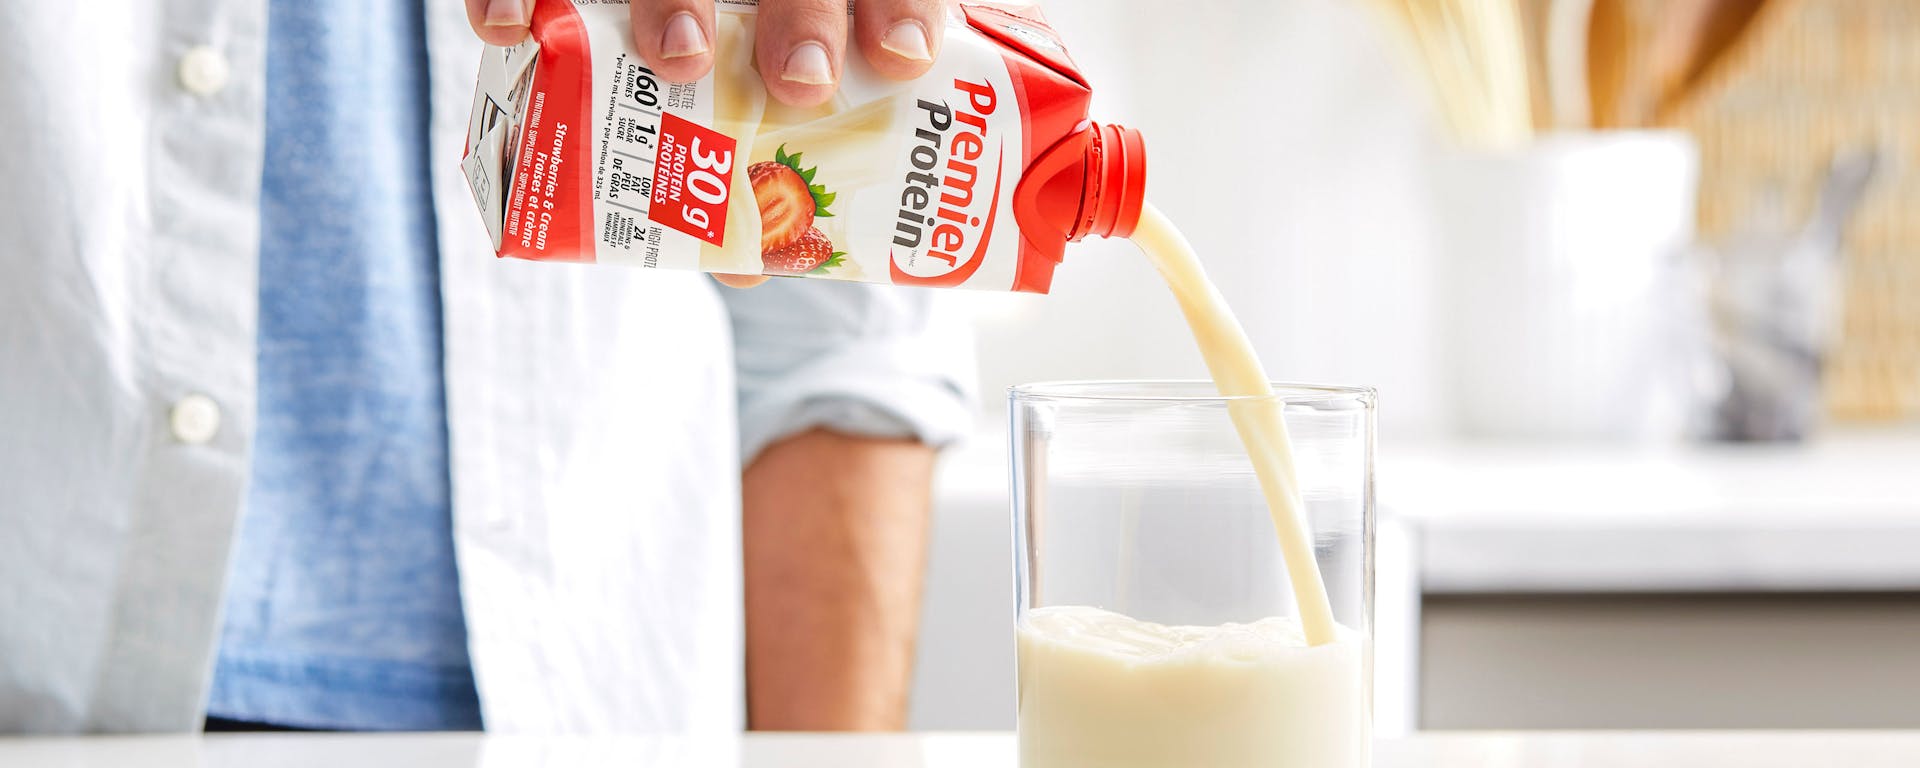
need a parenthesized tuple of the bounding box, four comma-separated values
(714, 274, 772, 289)
(634, 0, 718, 84)
(756, 0, 849, 108)
(854, 0, 941, 80)
(466, 0, 532, 46)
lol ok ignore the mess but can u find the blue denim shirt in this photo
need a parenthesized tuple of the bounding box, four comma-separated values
(205, 0, 481, 730)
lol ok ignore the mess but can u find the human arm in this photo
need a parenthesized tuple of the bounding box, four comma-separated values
(741, 428, 934, 730)
(722, 278, 975, 730)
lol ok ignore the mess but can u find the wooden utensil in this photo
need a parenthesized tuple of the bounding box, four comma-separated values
(1585, 0, 1631, 128)
(1655, 0, 1771, 124)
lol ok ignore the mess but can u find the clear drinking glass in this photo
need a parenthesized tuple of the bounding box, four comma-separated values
(1011, 381, 1373, 768)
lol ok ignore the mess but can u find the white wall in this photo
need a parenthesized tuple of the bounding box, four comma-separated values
(912, 0, 1446, 730)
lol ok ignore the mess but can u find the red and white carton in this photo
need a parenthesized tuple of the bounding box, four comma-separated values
(462, 0, 1145, 293)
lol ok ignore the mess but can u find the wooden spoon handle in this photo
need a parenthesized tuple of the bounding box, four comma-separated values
(1586, 0, 1630, 128)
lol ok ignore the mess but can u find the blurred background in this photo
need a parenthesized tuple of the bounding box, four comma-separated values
(911, 0, 1920, 732)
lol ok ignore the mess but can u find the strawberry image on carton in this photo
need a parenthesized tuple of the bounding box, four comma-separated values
(751, 145, 845, 275)
(462, 0, 1145, 293)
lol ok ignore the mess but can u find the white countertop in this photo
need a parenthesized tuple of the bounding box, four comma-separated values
(6, 732, 1920, 767)
(1385, 429, 1920, 593)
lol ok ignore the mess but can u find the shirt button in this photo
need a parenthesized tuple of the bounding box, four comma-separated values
(169, 395, 222, 444)
(177, 46, 230, 96)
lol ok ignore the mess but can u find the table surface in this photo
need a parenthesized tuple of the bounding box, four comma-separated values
(6, 732, 1920, 767)
(1384, 428, 1920, 592)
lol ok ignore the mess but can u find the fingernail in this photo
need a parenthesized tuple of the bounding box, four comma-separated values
(485, 0, 528, 27)
(661, 12, 708, 59)
(781, 42, 835, 85)
(880, 21, 932, 63)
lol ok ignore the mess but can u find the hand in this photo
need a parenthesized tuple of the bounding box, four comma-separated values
(467, 0, 941, 107)
(470, 0, 942, 289)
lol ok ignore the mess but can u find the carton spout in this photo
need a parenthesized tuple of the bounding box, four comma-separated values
(1082, 122, 1147, 240)
(1012, 122, 1146, 246)
(1010, 122, 1147, 290)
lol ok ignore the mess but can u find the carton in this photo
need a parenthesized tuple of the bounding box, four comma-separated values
(462, 0, 1144, 292)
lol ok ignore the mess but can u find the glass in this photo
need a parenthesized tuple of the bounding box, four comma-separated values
(1011, 381, 1373, 768)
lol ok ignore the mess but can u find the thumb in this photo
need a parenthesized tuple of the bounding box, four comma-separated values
(466, 0, 533, 46)
(634, 0, 719, 84)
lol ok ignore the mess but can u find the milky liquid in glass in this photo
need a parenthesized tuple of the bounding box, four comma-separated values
(1019, 606, 1365, 767)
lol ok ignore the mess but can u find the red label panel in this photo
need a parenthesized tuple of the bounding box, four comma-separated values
(498, 0, 596, 262)
(648, 112, 737, 247)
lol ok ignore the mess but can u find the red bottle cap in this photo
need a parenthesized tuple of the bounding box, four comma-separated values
(1078, 122, 1147, 240)
(1012, 122, 1147, 242)
(1010, 121, 1146, 292)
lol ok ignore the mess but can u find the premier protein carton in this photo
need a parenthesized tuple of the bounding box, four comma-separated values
(462, 0, 1144, 292)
